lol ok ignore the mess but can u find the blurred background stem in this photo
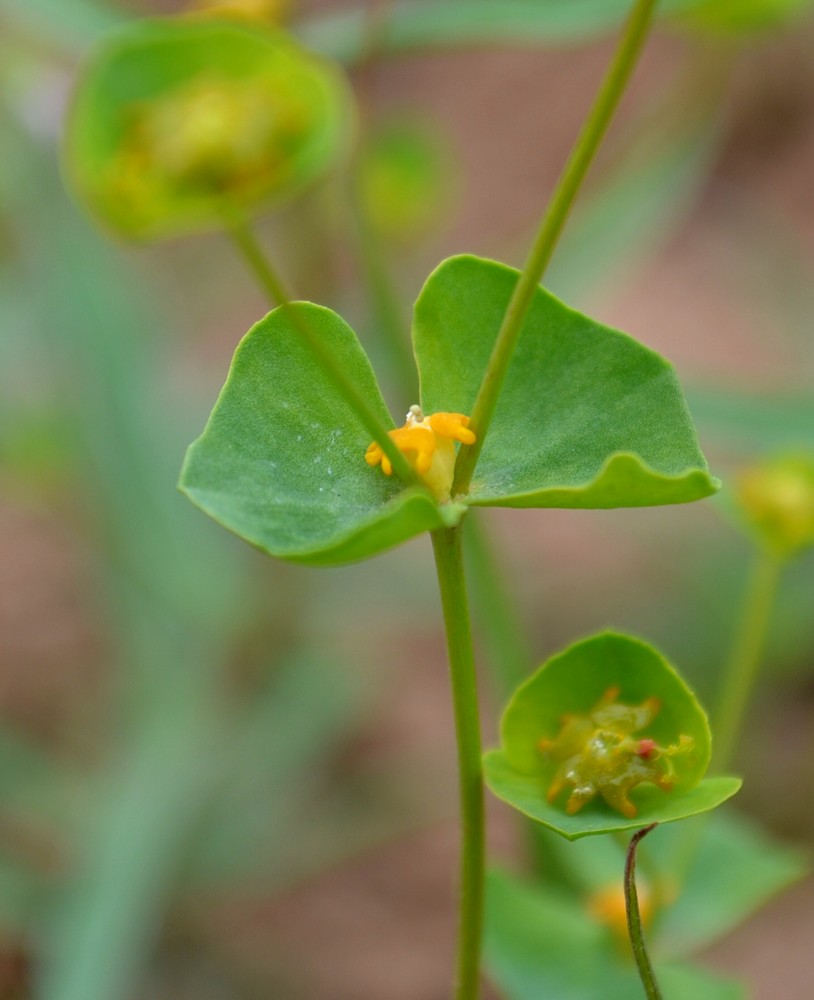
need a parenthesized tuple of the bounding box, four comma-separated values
(713, 549, 784, 772)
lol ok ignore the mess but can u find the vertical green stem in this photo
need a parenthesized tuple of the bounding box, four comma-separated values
(431, 525, 485, 1000)
(227, 213, 294, 306)
(463, 514, 530, 698)
(225, 214, 419, 486)
(671, 548, 783, 888)
(453, 0, 659, 494)
(625, 824, 662, 1000)
(713, 549, 783, 772)
(350, 187, 419, 402)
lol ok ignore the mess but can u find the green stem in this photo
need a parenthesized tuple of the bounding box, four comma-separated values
(350, 184, 418, 403)
(713, 548, 783, 773)
(453, 0, 659, 495)
(463, 513, 530, 698)
(431, 525, 485, 1000)
(625, 824, 662, 1000)
(226, 213, 419, 486)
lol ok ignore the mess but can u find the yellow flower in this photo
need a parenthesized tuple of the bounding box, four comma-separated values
(365, 405, 475, 500)
(539, 686, 694, 818)
(736, 454, 814, 557)
(588, 881, 653, 947)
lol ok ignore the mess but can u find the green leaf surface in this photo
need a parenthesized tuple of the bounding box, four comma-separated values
(180, 303, 458, 565)
(63, 17, 352, 240)
(414, 255, 718, 509)
(485, 751, 740, 839)
(484, 632, 741, 837)
(486, 869, 745, 1000)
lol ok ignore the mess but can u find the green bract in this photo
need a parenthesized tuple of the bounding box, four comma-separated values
(180, 254, 718, 566)
(416, 256, 718, 508)
(180, 304, 463, 566)
(63, 17, 351, 240)
(484, 633, 741, 839)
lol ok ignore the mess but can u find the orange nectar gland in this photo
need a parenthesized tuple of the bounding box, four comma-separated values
(365, 406, 476, 501)
(538, 686, 694, 819)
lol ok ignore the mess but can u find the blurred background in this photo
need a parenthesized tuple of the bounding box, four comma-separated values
(1, 0, 813, 998)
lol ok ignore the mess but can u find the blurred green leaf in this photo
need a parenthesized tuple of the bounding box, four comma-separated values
(547, 109, 721, 305)
(512, 806, 807, 958)
(13, 161, 246, 637)
(0, 0, 123, 49)
(486, 868, 745, 1000)
(180, 303, 459, 565)
(673, 0, 814, 33)
(689, 387, 814, 456)
(186, 651, 368, 883)
(658, 811, 809, 956)
(415, 255, 719, 509)
(0, 727, 82, 826)
(40, 698, 219, 1000)
(64, 17, 352, 240)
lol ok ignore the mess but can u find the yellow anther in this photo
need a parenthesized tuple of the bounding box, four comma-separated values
(365, 407, 476, 500)
(427, 412, 477, 445)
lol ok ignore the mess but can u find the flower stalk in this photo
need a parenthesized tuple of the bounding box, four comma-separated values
(431, 525, 485, 1000)
(226, 212, 419, 485)
(713, 549, 783, 772)
(453, 0, 659, 495)
(625, 823, 663, 1000)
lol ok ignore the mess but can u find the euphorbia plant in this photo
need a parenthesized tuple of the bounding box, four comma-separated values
(61, 1, 751, 998)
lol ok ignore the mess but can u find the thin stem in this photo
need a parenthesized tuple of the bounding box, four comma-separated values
(453, 0, 659, 495)
(350, 184, 418, 402)
(463, 513, 530, 698)
(713, 548, 783, 773)
(625, 824, 662, 1000)
(431, 525, 485, 1000)
(226, 213, 419, 486)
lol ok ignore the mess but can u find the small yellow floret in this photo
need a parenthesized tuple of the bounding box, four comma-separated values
(588, 882, 652, 945)
(365, 405, 475, 500)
